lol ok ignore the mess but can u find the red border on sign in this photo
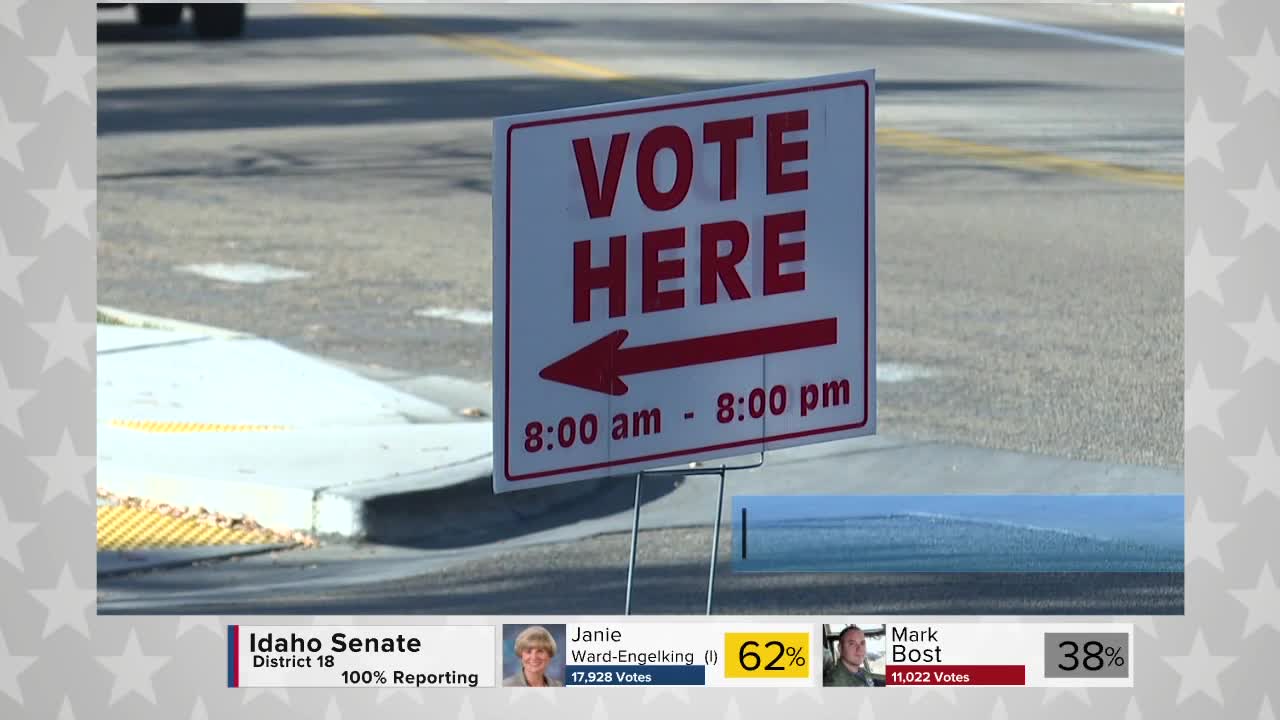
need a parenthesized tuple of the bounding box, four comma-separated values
(505, 78, 871, 482)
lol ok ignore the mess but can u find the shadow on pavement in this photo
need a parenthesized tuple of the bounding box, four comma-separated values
(97, 10, 1184, 52)
(358, 472, 685, 550)
(98, 75, 1084, 136)
(97, 14, 573, 44)
(97, 76, 692, 135)
(98, 135, 493, 185)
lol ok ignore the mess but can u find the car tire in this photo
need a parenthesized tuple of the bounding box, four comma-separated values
(191, 3, 245, 39)
(135, 3, 183, 26)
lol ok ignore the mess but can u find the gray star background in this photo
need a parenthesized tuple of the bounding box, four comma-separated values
(0, 99, 37, 171)
(0, 365, 36, 438)
(0, 0, 1277, 718)
(0, 0, 29, 38)
(30, 428, 93, 505)
(0, 229, 38, 304)
(1229, 428, 1280, 503)
(0, 496, 36, 571)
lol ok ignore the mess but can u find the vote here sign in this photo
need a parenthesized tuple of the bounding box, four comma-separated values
(493, 70, 876, 493)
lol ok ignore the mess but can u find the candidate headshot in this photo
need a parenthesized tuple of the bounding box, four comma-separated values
(823, 625, 878, 687)
(503, 625, 565, 688)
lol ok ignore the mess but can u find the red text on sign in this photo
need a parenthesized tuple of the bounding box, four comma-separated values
(522, 407, 662, 453)
(569, 108, 811, 323)
(572, 213, 807, 322)
(571, 109, 810, 218)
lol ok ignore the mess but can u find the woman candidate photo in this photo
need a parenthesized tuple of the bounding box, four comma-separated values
(503, 625, 564, 687)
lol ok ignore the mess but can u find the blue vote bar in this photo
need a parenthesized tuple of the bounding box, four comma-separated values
(732, 494, 1183, 573)
(566, 665, 706, 686)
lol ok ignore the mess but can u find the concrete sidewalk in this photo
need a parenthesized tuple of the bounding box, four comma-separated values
(97, 311, 497, 540)
(97, 308, 1184, 570)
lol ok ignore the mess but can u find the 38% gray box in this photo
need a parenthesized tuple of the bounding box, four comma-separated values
(1043, 633, 1129, 679)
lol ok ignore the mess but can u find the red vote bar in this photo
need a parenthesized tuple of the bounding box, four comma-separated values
(885, 665, 1026, 686)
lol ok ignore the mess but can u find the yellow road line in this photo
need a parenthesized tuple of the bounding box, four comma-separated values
(427, 32, 597, 81)
(455, 34, 628, 81)
(307, 2, 382, 18)
(108, 420, 290, 433)
(877, 128, 1183, 189)
(306, 3, 1182, 190)
(97, 505, 287, 550)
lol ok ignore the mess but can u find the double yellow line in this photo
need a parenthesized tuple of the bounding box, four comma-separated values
(306, 3, 1182, 190)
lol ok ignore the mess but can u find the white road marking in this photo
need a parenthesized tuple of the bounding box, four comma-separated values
(1125, 3, 1184, 18)
(877, 362, 937, 383)
(872, 4, 1184, 57)
(177, 263, 309, 284)
(413, 307, 493, 325)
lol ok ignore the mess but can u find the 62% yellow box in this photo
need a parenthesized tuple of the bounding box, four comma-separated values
(723, 633, 810, 679)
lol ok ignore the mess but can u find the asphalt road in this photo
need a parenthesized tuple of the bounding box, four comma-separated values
(100, 527, 1183, 615)
(96, 4, 1185, 615)
(98, 2, 1183, 468)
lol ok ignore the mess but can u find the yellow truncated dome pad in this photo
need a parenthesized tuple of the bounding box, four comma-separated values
(96, 505, 291, 550)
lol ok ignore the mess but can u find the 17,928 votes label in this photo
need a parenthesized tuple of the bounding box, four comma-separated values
(227, 625, 496, 688)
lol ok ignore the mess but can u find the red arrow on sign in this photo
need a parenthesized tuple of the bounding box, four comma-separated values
(538, 318, 838, 396)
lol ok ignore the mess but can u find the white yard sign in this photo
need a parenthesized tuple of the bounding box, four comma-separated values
(493, 70, 876, 493)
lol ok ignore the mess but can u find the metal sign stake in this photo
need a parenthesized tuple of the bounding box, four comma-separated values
(623, 453, 765, 616)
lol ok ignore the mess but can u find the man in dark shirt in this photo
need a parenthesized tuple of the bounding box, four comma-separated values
(825, 625, 875, 687)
